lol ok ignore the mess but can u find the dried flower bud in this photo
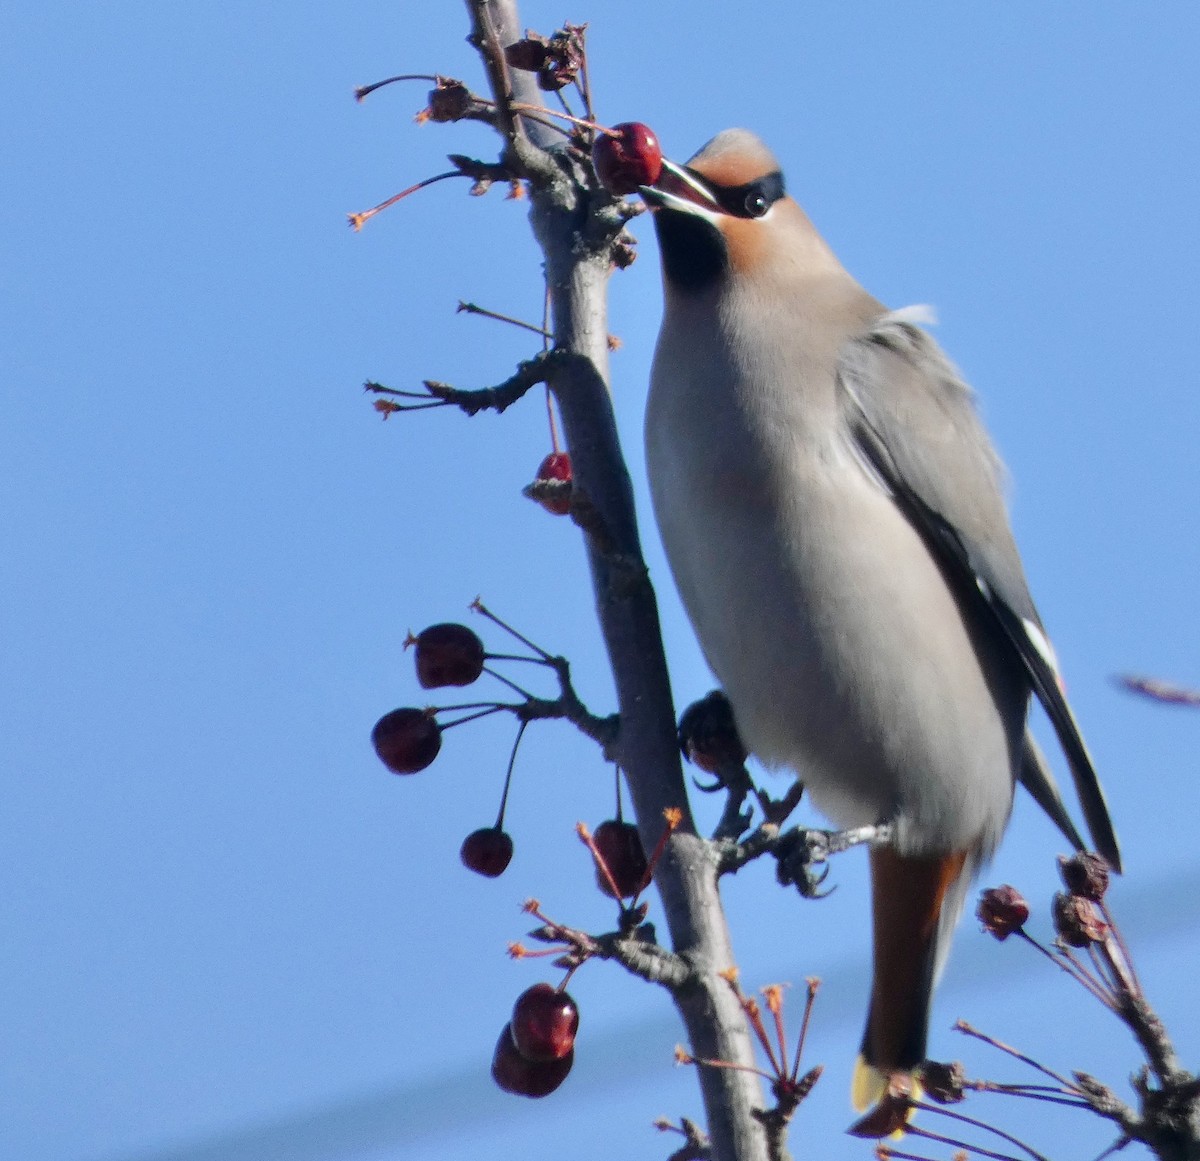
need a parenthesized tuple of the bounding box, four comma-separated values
(426, 79, 471, 123)
(611, 232, 638, 269)
(678, 690, 747, 774)
(1058, 852, 1110, 901)
(976, 885, 1030, 940)
(794, 1064, 823, 1100)
(1052, 892, 1107, 947)
(922, 1060, 967, 1104)
(534, 25, 585, 91)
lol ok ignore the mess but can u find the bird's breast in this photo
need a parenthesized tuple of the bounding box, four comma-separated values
(646, 304, 1019, 856)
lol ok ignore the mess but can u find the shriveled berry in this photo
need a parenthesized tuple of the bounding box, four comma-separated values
(976, 885, 1029, 940)
(460, 827, 514, 878)
(491, 1023, 573, 1097)
(371, 707, 441, 774)
(426, 79, 471, 123)
(532, 452, 572, 516)
(412, 622, 485, 689)
(678, 690, 746, 774)
(922, 1060, 967, 1104)
(1052, 891, 1107, 948)
(1058, 852, 1110, 901)
(593, 818, 649, 898)
(511, 983, 579, 1061)
(592, 122, 663, 196)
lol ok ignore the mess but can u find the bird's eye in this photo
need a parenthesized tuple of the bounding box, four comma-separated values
(744, 190, 768, 218)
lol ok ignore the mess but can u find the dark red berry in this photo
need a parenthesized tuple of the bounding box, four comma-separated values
(533, 452, 572, 516)
(371, 707, 441, 774)
(976, 885, 1030, 941)
(491, 1023, 573, 1097)
(678, 690, 747, 774)
(412, 623, 485, 689)
(593, 819, 649, 899)
(460, 827, 514, 877)
(592, 122, 663, 196)
(511, 983, 579, 1061)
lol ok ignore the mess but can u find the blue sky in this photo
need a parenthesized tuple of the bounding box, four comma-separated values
(3, 4, 1199, 1160)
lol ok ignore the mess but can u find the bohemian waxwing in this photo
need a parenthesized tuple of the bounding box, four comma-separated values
(640, 129, 1120, 1121)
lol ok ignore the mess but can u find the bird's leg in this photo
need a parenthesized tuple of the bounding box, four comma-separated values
(774, 822, 894, 899)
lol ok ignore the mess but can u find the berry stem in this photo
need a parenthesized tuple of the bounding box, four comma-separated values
(483, 651, 552, 666)
(509, 101, 616, 137)
(437, 705, 512, 730)
(1098, 899, 1142, 995)
(354, 73, 441, 101)
(575, 51, 593, 122)
(953, 1021, 1077, 1089)
(550, 84, 576, 122)
(348, 171, 466, 231)
(910, 1106, 1050, 1161)
(471, 599, 553, 660)
(481, 665, 536, 701)
(494, 719, 528, 829)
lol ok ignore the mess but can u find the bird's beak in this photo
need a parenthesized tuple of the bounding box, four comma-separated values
(639, 158, 721, 217)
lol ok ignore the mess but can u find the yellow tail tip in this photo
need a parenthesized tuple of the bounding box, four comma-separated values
(849, 1056, 922, 1139)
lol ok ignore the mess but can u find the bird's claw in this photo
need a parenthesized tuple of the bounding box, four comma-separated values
(773, 827, 840, 898)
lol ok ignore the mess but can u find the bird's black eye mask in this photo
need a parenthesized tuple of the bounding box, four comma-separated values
(685, 167, 786, 219)
(652, 168, 787, 292)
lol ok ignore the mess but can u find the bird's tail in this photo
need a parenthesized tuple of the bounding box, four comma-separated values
(851, 845, 975, 1122)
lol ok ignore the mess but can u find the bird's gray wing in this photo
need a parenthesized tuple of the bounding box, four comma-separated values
(836, 310, 1121, 871)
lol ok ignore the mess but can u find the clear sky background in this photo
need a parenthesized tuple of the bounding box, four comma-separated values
(3, 4, 1199, 1160)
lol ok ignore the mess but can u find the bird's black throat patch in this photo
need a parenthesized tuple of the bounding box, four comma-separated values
(653, 209, 727, 293)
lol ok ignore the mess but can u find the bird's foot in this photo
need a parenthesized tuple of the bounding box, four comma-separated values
(774, 823, 893, 899)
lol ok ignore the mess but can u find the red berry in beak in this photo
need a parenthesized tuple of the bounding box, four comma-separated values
(592, 122, 663, 196)
(491, 1023, 574, 1097)
(412, 622, 485, 689)
(510, 983, 579, 1061)
(460, 827, 514, 877)
(533, 452, 572, 516)
(592, 819, 649, 898)
(371, 707, 441, 774)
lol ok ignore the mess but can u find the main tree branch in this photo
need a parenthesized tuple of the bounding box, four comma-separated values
(461, 3, 771, 1158)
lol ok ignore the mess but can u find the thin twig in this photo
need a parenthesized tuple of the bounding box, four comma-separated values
(457, 299, 550, 337)
(953, 1022, 1077, 1090)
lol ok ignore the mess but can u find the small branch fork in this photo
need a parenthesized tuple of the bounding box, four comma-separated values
(655, 1117, 713, 1161)
(466, 599, 619, 756)
(511, 895, 691, 992)
(365, 349, 565, 418)
(677, 974, 824, 1161)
